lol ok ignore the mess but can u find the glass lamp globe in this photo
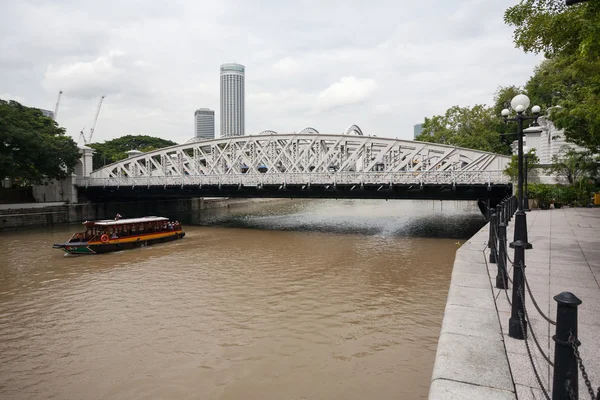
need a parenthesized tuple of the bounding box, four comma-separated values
(501, 108, 510, 117)
(515, 105, 525, 113)
(511, 94, 531, 111)
(531, 105, 541, 114)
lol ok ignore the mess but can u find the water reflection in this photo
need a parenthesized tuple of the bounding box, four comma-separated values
(197, 199, 486, 239)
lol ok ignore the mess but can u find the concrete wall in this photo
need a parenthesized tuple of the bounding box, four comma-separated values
(0, 205, 70, 231)
(31, 176, 78, 203)
(0, 198, 281, 232)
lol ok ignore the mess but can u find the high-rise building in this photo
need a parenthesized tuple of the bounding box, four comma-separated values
(413, 123, 424, 139)
(194, 108, 215, 140)
(220, 63, 245, 137)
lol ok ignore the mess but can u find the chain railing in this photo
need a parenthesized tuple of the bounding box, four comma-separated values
(486, 200, 600, 400)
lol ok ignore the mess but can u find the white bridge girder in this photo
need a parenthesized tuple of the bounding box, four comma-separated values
(81, 134, 511, 187)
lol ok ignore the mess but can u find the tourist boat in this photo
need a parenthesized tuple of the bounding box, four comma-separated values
(53, 216, 185, 255)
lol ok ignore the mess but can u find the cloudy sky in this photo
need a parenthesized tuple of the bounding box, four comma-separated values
(0, 0, 542, 145)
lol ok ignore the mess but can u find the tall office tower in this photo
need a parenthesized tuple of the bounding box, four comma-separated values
(194, 108, 215, 140)
(413, 123, 424, 139)
(220, 63, 245, 137)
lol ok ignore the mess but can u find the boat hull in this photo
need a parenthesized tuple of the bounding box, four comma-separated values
(53, 231, 185, 255)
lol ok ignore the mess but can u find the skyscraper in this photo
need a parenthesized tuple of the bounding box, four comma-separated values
(413, 123, 424, 139)
(194, 108, 215, 140)
(220, 63, 245, 137)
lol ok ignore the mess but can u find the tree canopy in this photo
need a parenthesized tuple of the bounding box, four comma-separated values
(90, 135, 178, 169)
(415, 88, 523, 155)
(420, 1, 600, 154)
(504, 149, 540, 180)
(0, 99, 80, 185)
(546, 147, 599, 184)
(505, 0, 600, 152)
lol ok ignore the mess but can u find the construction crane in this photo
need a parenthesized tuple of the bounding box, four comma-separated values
(53, 90, 63, 121)
(79, 95, 105, 145)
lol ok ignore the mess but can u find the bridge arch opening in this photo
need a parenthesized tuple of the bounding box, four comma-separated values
(343, 124, 364, 136)
(298, 127, 319, 134)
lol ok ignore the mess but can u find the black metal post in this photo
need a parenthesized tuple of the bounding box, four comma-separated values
(524, 154, 530, 212)
(552, 292, 582, 400)
(488, 211, 497, 264)
(496, 213, 508, 289)
(508, 114, 532, 340)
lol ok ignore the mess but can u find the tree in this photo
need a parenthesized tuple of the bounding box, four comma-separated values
(505, 0, 600, 152)
(504, 0, 599, 59)
(90, 135, 178, 169)
(0, 99, 80, 185)
(546, 147, 600, 184)
(416, 104, 511, 155)
(503, 149, 540, 180)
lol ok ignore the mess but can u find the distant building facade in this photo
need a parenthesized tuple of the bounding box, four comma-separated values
(194, 108, 215, 140)
(38, 109, 54, 119)
(220, 63, 245, 137)
(516, 117, 586, 164)
(413, 123, 424, 139)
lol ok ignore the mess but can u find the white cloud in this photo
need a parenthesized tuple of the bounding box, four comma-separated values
(272, 57, 298, 74)
(42, 51, 151, 100)
(315, 77, 377, 112)
(0, 0, 543, 143)
(0, 93, 26, 103)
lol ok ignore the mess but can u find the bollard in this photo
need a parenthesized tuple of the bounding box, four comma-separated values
(552, 292, 582, 400)
(512, 196, 516, 217)
(503, 201, 508, 225)
(489, 211, 497, 264)
(511, 196, 516, 218)
(496, 215, 508, 289)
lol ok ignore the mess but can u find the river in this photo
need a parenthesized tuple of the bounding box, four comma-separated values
(0, 199, 485, 399)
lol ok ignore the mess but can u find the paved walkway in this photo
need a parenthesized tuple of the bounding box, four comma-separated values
(429, 207, 600, 399)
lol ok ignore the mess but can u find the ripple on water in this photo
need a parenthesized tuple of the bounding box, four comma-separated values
(0, 200, 481, 399)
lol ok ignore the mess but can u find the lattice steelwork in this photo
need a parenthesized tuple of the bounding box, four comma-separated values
(81, 133, 511, 187)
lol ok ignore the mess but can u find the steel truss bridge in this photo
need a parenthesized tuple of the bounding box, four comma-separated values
(78, 130, 512, 207)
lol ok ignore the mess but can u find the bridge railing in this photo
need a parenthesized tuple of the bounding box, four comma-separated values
(76, 171, 510, 188)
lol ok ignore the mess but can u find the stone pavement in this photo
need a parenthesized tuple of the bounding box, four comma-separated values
(429, 207, 600, 400)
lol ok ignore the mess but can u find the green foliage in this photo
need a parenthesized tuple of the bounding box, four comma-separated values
(525, 55, 600, 152)
(505, 1, 600, 152)
(504, 149, 540, 180)
(504, 0, 600, 59)
(416, 104, 511, 155)
(546, 147, 600, 184)
(0, 99, 80, 185)
(90, 135, 178, 170)
(528, 183, 554, 205)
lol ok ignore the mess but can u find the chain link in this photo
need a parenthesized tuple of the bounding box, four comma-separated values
(518, 309, 551, 400)
(566, 379, 577, 400)
(521, 265, 556, 326)
(518, 286, 555, 367)
(568, 332, 600, 400)
(491, 226, 513, 285)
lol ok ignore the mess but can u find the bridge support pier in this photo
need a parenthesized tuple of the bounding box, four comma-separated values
(32, 146, 94, 203)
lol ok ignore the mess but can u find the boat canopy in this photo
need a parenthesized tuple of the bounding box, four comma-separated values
(83, 216, 170, 226)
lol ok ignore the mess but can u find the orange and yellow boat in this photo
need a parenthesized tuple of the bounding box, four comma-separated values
(53, 216, 185, 255)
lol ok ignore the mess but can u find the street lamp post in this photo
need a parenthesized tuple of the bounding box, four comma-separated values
(523, 147, 530, 212)
(501, 94, 541, 339)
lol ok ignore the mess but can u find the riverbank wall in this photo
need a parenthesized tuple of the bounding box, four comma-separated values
(427, 222, 515, 399)
(0, 198, 282, 232)
(429, 208, 600, 399)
